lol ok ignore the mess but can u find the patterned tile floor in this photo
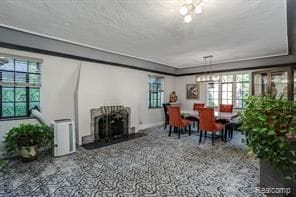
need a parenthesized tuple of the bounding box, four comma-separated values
(0, 127, 264, 197)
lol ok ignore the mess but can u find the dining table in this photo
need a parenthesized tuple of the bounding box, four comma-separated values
(181, 109, 238, 142)
(181, 110, 238, 121)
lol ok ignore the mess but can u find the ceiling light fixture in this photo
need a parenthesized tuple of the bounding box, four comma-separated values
(184, 0, 193, 4)
(184, 15, 192, 23)
(179, 0, 208, 23)
(194, 5, 202, 14)
(0, 57, 8, 66)
(179, 6, 188, 16)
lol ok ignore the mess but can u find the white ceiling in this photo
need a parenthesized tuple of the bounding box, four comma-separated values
(0, 0, 288, 68)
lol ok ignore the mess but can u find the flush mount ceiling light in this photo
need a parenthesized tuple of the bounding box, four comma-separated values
(179, 0, 208, 23)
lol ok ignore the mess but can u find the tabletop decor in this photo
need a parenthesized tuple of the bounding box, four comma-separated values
(169, 91, 178, 103)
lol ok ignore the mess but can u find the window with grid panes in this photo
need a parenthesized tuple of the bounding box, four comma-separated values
(0, 58, 41, 118)
(207, 82, 219, 107)
(221, 75, 233, 104)
(235, 73, 249, 108)
(148, 76, 164, 108)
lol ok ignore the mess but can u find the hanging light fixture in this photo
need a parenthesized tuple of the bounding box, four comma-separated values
(0, 57, 8, 66)
(196, 55, 220, 83)
(179, 0, 208, 23)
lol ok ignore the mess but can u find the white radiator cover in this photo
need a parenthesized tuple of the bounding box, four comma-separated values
(51, 119, 76, 157)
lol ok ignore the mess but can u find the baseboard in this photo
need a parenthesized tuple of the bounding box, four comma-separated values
(138, 121, 164, 131)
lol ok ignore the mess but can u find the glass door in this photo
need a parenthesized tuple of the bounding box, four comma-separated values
(252, 67, 294, 101)
(253, 72, 268, 96)
(271, 71, 288, 99)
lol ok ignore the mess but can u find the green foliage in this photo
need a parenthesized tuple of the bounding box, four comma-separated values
(4, 124, 53, 156)
(0, 160, 7, 171)
(240, 96, 296, 183)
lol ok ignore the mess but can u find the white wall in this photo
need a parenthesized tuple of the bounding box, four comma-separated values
(175, 75, 208, 110)
(0, 47, 81, 157)
(0, 47, 257, 155)
(76, 62, 175, 144)
(0, 47, 176, 154)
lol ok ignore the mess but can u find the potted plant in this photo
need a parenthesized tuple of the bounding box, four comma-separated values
(4, 124, 53, 161)
(240, 96, 296, 195)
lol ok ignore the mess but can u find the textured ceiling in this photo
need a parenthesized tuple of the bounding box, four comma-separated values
(0, 0, 288, 68)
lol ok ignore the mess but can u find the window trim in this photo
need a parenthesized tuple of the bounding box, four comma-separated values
(207, 82, 220, 108)
(148, 75, 164, 109)
(0, 58, 41, 119)
(221, 75, 234, 105)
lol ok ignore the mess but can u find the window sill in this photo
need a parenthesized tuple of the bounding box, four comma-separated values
(0, 117, 36, 122)
(148, 107, 162, 109)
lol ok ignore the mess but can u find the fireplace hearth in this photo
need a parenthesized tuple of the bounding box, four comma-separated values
(81, 105, 146, 149)
(95, 106, 129, 141)
(84, 105, 130, 144)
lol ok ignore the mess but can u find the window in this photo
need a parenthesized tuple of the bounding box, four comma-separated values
(148, 76, 164, 108)
(207, 82, 219, 107)
(221, 75, 233, 104)
(235, 73, 250, 108)
(0, 58, 41, 118)
(205, 73, 250, 108)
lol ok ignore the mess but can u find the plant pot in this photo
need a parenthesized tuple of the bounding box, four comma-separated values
(20, 145, 38, 162)
(286, 133, 296, 142)
(260, 159, 295, 196)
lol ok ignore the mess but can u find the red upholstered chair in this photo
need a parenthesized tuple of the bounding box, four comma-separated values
(185, 103, 205, 132)
(168, 106, 191, 139)
(198, 107, 225, 145)
(219, 104, 233, 112)
(163, 103, 171, 130)
(218, 104, 234, 127)
(193, 103, 205, 111)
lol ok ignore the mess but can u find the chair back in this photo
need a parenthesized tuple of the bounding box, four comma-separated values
(193, 103, 205, 110)
(163, 103, 171, 121)
(168, 106, 183, 127)
(198, 107, 216, 131)
(219, 104, 233, 112)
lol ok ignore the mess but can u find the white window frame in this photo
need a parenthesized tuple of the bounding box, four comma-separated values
(206, 73, 250, 109)
(148, 75, 164, 109)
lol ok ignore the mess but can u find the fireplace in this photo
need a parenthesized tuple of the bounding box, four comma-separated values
(88, 106, 130, 143)
(95, 106, 129, 141)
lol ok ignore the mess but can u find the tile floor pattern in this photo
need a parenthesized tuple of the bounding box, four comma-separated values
(0, 127, 264, 197)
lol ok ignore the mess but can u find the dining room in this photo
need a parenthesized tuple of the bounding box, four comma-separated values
(164, 67, 296, 142)
(161, 66, 296, 195)
(0, 0, 295, 196)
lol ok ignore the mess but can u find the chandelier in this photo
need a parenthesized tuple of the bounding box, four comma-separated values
(179, 0, 208, 23)
(196, 55, 220, 83)
(0, 57, 8, 66)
